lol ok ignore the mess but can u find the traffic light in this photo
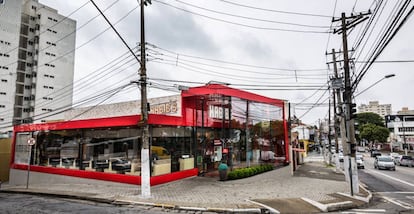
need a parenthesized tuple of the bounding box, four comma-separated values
(350, 103, 357, 119)
(350, 143, 356, 154)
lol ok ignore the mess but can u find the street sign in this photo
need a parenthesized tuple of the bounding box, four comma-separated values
(27, 137, 36, 146)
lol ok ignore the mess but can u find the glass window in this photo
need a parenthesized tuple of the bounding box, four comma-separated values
(151, 126, 194, 174)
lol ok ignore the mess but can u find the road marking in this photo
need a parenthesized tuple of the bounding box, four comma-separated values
(341, 209, 386, 213)
(352, 209, 386, 212)
(382, 196, 414, 209)
(367, 169, 414, 187)
(377, 192, 414, 194)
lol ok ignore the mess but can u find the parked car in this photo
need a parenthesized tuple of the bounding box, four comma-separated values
(374, 156, 396, 171)
(389, 153, 400, 163)
(370, 150, 381, 157)
(356, 155, 364, 169)
(395, 155, 413, 167)
(338, 152, 344, 162)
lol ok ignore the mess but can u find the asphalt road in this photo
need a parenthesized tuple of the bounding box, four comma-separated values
(0, 192, 182, 214)
(356, 153, 414, 213)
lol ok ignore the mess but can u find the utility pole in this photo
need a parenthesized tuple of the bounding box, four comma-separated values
(327, 49, 348, 171)
(140, 0, 151, 198)
(333, 12, 370, 196)
(328, 87, 332, 165)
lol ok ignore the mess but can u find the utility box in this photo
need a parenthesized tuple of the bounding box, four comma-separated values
(0, 138, 11, 182)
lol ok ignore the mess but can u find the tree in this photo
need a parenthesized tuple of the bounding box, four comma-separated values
(355, 112, 386, 142)
(359, 123, 390, 144)
(356, 112, 384, 127)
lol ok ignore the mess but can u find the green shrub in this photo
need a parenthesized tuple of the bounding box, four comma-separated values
(226, 164, 274, 180)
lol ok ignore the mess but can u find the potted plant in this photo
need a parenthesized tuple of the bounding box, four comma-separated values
(218, 161, 228, 181)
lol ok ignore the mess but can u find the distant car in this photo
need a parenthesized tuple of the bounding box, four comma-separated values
(395, 155, 413, 167)
(389, 153, 400, 163)
(374, 156, 396, 171)
(338, 152, 344, 162)
(371, 150, 381, 157)
(356, 155, 364, 169)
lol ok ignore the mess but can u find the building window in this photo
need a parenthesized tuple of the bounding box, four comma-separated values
(1, 79, 7, 82)
(1, 66, 8, 70)
(0, 92, 6, 95)
(45, 63, 56, 68)
(0, 105, 5, 108)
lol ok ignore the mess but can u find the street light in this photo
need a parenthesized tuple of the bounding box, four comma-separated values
(354, 74, 395, 97)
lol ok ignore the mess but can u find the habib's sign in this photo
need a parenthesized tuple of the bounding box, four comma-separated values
(209, 105, 230, 120)
(149, 100, 178, 115)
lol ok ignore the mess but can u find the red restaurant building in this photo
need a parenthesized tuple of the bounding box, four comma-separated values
(10, 84, 288, 186)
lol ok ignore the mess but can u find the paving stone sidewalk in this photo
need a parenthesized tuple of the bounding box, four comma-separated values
(1, 160, 370, 213)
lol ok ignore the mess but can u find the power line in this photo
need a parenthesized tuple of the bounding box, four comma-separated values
(352, 2, 414, 90)
(174, 0, 330, 29)
(148, 43, 329, 72)
(152, 0, 331, 34)
(3, 0, 91, 55)
(149, 47, 329, 77)
(90, 0, 141, 64)
(218, 0, 332, 18)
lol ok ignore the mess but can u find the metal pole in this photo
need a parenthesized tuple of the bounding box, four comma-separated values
(140, 0, 151, 198)
(26, 145, 32, 189)
(403, 116, 407, 155)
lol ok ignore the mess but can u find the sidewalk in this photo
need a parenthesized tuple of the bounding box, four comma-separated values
(0, 156, 371, 213)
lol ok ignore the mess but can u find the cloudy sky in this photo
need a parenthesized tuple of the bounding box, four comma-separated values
(39, 0, 414, 125)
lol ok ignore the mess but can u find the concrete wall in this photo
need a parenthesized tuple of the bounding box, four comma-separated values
(0, 138, 11, 182)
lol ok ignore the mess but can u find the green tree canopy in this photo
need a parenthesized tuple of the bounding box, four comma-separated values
(359, 123, 390, 143)
(356, 112, 385, 127)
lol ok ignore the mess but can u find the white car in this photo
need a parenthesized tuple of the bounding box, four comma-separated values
(374, 156, 396, 171)
(389, 152, 400, 163)
(356, 155, 364, 169)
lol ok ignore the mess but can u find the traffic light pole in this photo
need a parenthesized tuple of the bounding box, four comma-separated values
(333, 12, 370, 196)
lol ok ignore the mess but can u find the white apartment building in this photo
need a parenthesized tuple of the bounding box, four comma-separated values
(0, 0, 76, 137)
(358, 101, 392, 118)
(385, 113, 414, 152)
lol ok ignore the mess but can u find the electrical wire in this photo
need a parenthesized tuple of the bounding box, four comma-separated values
(148, 43, 329, 72)
(90, 0, 141, 64)
(152, 0, 331, 34)
(174, 0, 330, 29)
(352, 2, 414, 91)
(3, 0, 91, 55)
(218, 0, 332, 18)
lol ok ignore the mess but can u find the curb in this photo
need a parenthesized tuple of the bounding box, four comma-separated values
(1, 189, 264, 213)
(301, 197, 354, 212)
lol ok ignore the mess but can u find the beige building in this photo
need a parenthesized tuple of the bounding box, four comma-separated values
(358, 101, 391, 118)
(397, 107, 414, 115)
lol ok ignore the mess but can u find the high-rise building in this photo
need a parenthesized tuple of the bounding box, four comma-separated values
(358, 101, 392, 118)
(0, 0, 76, 137)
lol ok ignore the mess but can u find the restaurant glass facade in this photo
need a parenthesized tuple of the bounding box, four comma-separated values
(11, 84, 287, 185)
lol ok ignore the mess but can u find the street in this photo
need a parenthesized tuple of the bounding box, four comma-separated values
(0, 192, 177, 214)
(339, 152, 414, 214)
